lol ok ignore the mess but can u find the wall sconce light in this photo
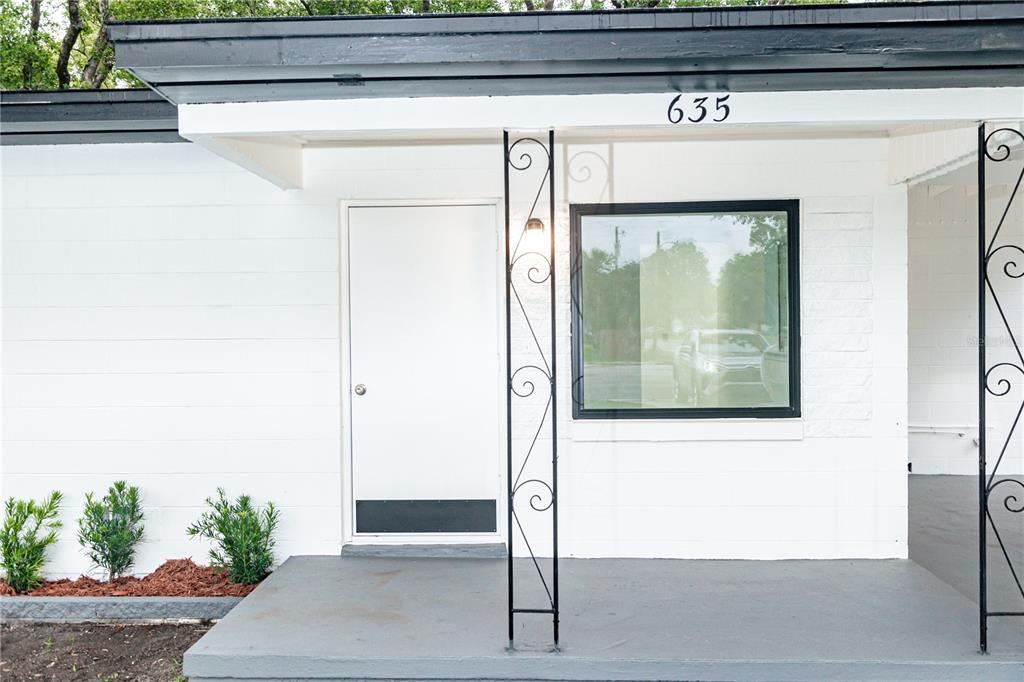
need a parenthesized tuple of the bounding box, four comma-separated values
(525, 217, 545, 233)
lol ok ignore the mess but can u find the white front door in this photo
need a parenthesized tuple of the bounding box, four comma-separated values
(348, 204, 500, 537)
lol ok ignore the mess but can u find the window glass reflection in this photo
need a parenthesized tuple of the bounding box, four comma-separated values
(577, 209, 792, 412)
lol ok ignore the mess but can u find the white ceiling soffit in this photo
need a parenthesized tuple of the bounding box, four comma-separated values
(179, 89, 1024, 139)
(179, 89, 1024, 190)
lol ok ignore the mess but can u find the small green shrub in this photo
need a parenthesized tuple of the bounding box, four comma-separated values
(186, 488, 279, 585)
(77, 481, 145, 582)
(0, 491, 63, 593)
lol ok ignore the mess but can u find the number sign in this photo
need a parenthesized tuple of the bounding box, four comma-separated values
(667, 94, 731, 124)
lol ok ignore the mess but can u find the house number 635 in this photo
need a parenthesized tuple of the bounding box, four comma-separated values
(666, 94, 731, 124)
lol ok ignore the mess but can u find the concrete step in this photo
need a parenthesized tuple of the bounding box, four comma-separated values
(340, 542, 506, 558)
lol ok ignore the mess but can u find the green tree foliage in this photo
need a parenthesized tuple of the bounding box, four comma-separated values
(718, 212, 788, 343)
(582, 248, 642, 361)
(77, 481, 145, 582)
(0, 491, 63, 593)
(187, 488, 280, 584)
(1, 0, 849, 91)
(1, 0, 59, 89)
(717, 250, 768, 329)
(581, 210, 790, 374)
(582, 238, 714, 362)
(639, 240, 714, 341)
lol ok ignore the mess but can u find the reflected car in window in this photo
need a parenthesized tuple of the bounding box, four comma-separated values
(673, 329, 770, 406)
(760, 340, 789, 405)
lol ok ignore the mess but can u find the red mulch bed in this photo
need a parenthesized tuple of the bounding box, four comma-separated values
(0, 559, 259, 597)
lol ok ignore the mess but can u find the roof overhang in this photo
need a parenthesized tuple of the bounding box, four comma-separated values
(174, 87, 1023, 190)
(108, 2, 1024, 106)
(0, 89, 181, 145)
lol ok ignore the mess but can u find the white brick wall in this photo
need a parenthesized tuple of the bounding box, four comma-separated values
(1, 133, 909, 577)
(546, 136, 907, 560)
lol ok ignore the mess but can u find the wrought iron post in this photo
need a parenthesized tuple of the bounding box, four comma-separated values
(504, 130, 559, 649)
(978, 123, 988, 653)
(978, 122, 1024, 653)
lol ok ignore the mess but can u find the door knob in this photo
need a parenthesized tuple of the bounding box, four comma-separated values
(354, 384, 367, 396)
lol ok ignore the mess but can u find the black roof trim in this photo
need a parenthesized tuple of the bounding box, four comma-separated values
(107, 1, 1024, 104)
(106, 1, 1024, 32)
(0, 89, 183, 145)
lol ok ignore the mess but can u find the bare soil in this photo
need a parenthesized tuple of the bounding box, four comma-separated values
(0, 559, 258, 597)
(0, 622, 209, 681)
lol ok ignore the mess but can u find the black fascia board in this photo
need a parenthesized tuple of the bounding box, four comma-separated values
(0, 89, 183, 145)
(106, 2, 1024, 104)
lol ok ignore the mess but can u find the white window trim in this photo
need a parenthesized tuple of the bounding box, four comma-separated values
(570, 418, 804, 442)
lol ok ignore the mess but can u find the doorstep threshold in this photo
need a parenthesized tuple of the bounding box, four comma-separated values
(341, 543, 506, 559)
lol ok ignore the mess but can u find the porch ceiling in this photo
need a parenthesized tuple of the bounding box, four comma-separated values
(174, 89, 1021, 189)
(107, 2, 1024, 106)
(295, 121, 901, 145)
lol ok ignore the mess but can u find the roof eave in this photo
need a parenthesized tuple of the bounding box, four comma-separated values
(107, 2, 1024, 105)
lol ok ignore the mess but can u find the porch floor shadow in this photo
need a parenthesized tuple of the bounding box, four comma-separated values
(185, 555, 1024, 681)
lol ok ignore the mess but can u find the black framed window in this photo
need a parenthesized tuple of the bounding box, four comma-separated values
(571, 200, 800, 419)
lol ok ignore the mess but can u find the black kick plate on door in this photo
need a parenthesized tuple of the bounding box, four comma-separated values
(356, 499, 497, 533)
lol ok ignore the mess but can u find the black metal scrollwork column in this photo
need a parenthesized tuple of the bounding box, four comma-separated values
(979, 123, 1024, 652)
(504, 130, 559, 649)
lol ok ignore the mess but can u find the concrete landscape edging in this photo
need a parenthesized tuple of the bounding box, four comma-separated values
(0, 596, 241, 622)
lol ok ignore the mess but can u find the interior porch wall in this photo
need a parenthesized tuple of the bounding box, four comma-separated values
(0, 132, 908, 577)
(908, 176, 1024, 476)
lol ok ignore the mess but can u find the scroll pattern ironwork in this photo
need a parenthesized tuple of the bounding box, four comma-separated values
(979, 123, 1024, 652)
(566, 148, 611, 413)
(504, 131, 559, 648)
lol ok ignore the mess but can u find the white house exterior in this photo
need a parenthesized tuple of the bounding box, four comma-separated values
(1, 2, 1023, 594)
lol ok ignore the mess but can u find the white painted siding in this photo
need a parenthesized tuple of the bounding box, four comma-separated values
(1, 144, 343, 577)
(1, 133, 909, 577)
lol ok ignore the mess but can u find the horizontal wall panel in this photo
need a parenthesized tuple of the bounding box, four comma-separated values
(2, 205, 338, 241)
(2, 405, 342, 441)
(2, 305, 338, 340)
(0, 144, 233, 176)
(2, 272, 339, 307)
(3, 473, 340, 509)
(2, 339, 339, 373)
(1, 173, 234, 209)
(2, 372, 340, 407)
(2, 238, 338, 274)
(1, 439, 341, 474)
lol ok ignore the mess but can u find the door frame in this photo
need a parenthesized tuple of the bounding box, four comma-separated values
(338, 198, 507, 547)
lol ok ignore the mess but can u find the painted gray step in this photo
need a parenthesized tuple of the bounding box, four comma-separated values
(341, 543, 506, 559)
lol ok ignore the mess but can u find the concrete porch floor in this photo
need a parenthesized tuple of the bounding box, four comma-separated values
(185, 475, 1024, 681)
(185, 555, 1024, 681)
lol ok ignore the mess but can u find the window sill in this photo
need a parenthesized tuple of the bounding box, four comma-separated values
(569, 418, 804, 443)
